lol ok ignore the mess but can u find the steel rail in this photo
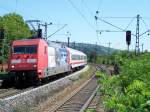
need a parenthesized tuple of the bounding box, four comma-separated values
(49, 73, 98, 112)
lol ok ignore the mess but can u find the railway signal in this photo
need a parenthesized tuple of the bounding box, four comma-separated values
(126, 31, 131, 45)
(126, 30, 131, 51)
(37, 29, 42, 38)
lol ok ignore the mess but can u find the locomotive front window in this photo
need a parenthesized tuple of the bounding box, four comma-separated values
(13, 45, 37, 54)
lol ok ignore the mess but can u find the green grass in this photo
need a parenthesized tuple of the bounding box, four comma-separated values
(85, 109, 96, 112)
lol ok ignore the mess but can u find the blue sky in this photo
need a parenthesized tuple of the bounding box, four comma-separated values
(0, 0, 150, 51)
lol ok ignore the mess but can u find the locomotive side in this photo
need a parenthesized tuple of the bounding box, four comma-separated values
(8, 38, 87, 84)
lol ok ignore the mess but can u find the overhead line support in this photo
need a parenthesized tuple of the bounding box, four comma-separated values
(135, 14, 140, 55)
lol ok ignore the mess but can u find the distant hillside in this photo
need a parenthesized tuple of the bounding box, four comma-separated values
(52, 41, 118, 55)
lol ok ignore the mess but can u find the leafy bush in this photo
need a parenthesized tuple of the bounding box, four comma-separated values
(97, 53, 150, 112)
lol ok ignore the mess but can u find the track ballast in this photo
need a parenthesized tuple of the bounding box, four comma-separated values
(50, 74, 98, 112)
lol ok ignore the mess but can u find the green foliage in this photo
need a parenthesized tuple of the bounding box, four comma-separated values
(2, 13, 31, 41)
(85, 109, 96, 112)
(0, 13, 31, 63)
(97, 53, 150, 112)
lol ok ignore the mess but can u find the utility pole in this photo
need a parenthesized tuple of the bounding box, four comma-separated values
(44, 22, 47, 39)
(141, 43, 144, 53)
(73, 41, 75, 48)
(108, 42, 111, 55)
(94, 42, 97, 63)
(67, 31, 71, 47)
(40, 22, 52, 39)
(135, 14, 140, 55)
(67, 37, 70, 47)
(38, 23, 41, 29)
(95, 42, 97, 53)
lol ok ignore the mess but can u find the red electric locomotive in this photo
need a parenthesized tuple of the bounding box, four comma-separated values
(8, 38, 87, 85)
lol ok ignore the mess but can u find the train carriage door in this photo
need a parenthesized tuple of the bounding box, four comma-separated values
(48, 47, 56, 67)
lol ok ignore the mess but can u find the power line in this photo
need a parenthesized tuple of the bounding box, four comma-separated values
(139, 29, 150, 37)
(81, 0, 94, 17)
(96, 30, 125, 32)
(47, 24, 67, 38)
(125, 17, 136, 30)
(97, 17, 126, 32)
(95, 15, 136, 36)
(141, 17, 149, 31)
(67, 0, 96, 31)
(99, 17, 135, 19)
(0, 6, 11, 13)
(97, 0, 103, 13)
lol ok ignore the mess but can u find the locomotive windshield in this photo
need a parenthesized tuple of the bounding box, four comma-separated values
(13, 45, 37, 54)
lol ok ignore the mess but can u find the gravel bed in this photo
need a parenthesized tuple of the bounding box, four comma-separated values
(87, 90, 105, 112)
(0, 65, 89, 112)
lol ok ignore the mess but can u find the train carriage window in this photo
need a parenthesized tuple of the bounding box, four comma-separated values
(13, 46, 25, 54)
(26, 45, 37, 54)
(13, 45, 37, 54)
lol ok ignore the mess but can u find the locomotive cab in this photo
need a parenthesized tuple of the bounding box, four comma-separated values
(8, 39, 48, 85)
(10, 45, 38, 71)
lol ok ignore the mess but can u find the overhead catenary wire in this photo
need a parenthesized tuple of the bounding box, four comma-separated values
(141, 17, 149, 31)
(99, 17, 135, 19)
(81, 0, 101, 39)
(81, 0, 94, 17)
(47, 24, 67, 38)
(81, 0, 101, 41)
(67, 0, 96, 31)
(125, 16, 136, 30)
(96, 16, 137, 37)
(0, 6, 11, 13)
(97, 0, 103, 13)
(97, 17, 126, 32)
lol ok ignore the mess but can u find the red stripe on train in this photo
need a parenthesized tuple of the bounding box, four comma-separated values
(70, 61, 86, 64)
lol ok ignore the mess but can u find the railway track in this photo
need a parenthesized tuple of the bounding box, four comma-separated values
(0, 87, 34, 99)
(49, 74, 98, 112)
(0, 88, 20, 99)
(0, 67, 86, 100)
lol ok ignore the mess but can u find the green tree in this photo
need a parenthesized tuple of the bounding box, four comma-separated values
(2, 13, 31, 41)
(0, 13, 31, 64)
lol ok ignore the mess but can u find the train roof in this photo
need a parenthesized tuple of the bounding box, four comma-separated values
(67, 47, 86, 56)
(47, 40, 65, 48)
(11, 39, 86, 56)
(12, 39, 63, 47)
(12, 38, 44, 46)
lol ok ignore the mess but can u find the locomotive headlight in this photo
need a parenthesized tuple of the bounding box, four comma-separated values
(38, 69, 42, 72)
(11, 65, 15, 68)
(33, 64, 37, 67)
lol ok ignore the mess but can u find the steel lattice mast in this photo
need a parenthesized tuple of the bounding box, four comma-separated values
(135, 15, 140, 55)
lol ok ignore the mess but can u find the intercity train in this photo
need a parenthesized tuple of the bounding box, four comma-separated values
(8, 38, 87, 85)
